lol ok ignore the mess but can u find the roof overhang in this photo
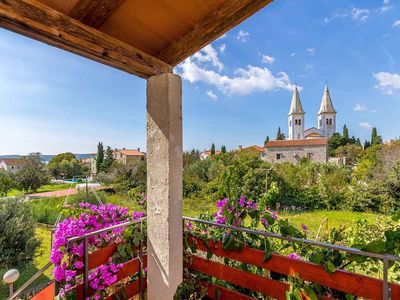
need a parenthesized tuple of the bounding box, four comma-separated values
(0, 0, 273, 78)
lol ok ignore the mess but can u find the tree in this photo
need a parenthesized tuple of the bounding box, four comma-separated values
(276, 127, 285, 140)
(183, 149, 200, 168)
(0, 171, 15, 196)
(15, 157, 50, 192)
(335, 144, 363, 165)
(221, 145, 227, 154)
(96, 142, 105, 173)
(48, 152, 83, 179)
(371, 127, 383, 146)
(103, 146, 115, 171)
(211, 143, 216, 155)
(328, 132, 346, 156)
(343, 124, 349, 142)
(264, 136, 270, 146)
(364, 140, 371, 150)
(0, 198, 39, 267)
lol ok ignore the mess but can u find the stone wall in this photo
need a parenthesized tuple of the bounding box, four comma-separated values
(264, 144, 328, 164)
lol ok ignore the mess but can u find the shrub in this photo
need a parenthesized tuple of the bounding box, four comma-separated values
(0, 198, 39, 268)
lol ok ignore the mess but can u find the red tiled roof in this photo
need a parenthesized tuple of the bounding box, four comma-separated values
(243, 145, 265, 152)
(1, 158, 24, 165)
(266, 138, 328, 148)
(203, 150, 222, 155)
(116, 149, 145, 156)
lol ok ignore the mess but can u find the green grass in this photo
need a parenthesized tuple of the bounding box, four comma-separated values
(0, 226, 53, 299)
(282, 210, 385, 234)
(6, 183, 77, 196)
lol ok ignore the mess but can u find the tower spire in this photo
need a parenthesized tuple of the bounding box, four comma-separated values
(318, 84, 336, 115)
(288, 85, 305, 115)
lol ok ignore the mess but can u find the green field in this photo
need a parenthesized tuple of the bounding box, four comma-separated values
(0, 226, 53, 299)
(6, 182, 77, 196)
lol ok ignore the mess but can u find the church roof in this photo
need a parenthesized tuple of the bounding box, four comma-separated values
(318, 84, 337, 115)
(266, 138, 328, 148)
(288, 86, 305, 115)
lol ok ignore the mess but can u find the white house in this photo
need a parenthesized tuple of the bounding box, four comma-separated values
(0, 158, 24, 174)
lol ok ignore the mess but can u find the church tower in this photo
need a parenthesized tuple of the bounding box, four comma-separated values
(288, 85, 305, 140)
(317, 84, 337, 138)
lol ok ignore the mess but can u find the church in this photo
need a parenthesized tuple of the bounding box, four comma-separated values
(264, 85, 337, 163)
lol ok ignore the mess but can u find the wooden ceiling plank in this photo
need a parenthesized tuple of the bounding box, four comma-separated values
(0, 0, 172, 78)
(158, 0, 273, 66)
(70, 0, 126, 28)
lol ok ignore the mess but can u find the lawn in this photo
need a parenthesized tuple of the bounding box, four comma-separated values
(0, 226, 52, 299)
(6, 183, 77, 197)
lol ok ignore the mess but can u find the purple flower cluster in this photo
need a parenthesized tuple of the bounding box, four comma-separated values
(51, 203, 145, 299)
(288, 253, 301, 260)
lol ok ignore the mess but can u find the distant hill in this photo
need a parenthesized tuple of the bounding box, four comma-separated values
(0, 153, 94, 163)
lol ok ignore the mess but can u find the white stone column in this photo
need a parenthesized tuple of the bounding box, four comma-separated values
(146, 73, 183, 300)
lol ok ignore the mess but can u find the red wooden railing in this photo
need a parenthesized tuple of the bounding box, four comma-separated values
(187, 236, 400, 300)
(31, 242, 147, 300)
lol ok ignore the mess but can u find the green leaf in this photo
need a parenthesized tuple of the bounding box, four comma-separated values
(361, 240, 385, 253)
(324, 261, 337, 273)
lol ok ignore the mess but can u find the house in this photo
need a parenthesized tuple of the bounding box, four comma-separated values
(264, 138, 328, 163)
(113, 148, 146, 165)
(0, 158, 24, 174)
(237, 145, 266, 159)
(200, 149, 221, 160)
(80, 154, 97, 174)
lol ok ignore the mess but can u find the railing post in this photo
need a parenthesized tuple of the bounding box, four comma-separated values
(383, 257, 389, 300)
(83, 238, 89, 299)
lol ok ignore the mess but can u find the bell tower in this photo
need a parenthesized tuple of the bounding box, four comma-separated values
(317, 84, 337, 137)
(288, 85, 305, 140)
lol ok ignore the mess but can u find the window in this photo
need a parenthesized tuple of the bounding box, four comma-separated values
(298, 119, 301, 125)
(11, 166, 14, 169)
(319, 120, 322, 127)
(307, 153, 313, 160)
(295, 119, 298, 125)
(289, 120, 292, 126)
(326, 119, 329, 125)
(329, 118, 332, 125)
(276, 153, 281, 160)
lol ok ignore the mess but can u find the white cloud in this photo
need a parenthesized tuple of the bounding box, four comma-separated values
(290, 52, 296, 57)
(373, 72, 400, 94)
(261, 55, 275, 65)
(324, 7, 370, 23)
(206, 90, 218, 100)
(393, 20, 400, 27)
(359, 122, 372, 130)
(353, 104, 377, 113)
(218, 44, 226, 53)
(193, 45, 223, 71)
(306, 48, 316, 55)
(379, 0, 393, 13)
(177, 51, 296, 96)
(236, 30, 249, 42)
(351, 8, 370, 22)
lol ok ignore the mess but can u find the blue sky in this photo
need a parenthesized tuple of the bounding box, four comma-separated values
(0, 0, 399, 155)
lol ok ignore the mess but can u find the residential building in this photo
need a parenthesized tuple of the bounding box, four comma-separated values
(80, 154, 96, 174)
(264, 138, 328, 163)
(0, 158, 24, 174)
(200, 149, 221, 160)
(113, 148, 145, 165)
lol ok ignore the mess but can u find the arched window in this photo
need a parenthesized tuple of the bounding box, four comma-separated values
(326, 119, 329, 125)
(295, 119, 298, 125)
(299, 119, 301, 125)
(329, 118, 332, 125)
(289, 120, 292, 126)
(319, 120, 322, 127)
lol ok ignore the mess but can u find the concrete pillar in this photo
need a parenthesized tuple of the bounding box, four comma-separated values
(146, 73, 183, 299)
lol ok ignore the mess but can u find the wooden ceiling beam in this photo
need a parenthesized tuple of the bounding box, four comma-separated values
(70, 0, 126, 28)
(0, 0, 172, 78)
(158, 0, 273, 66)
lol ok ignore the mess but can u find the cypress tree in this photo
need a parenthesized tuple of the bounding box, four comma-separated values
(221, 145, 227, 154)
(103, 146, 115, 171)
(276, 127, 285, 140)
(371, 127, 382, 145)
(211, 143, 216, 155)
(343, 124, 349, 142)
(96, 142, 104, 173)
(264, 136, 270, 146)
